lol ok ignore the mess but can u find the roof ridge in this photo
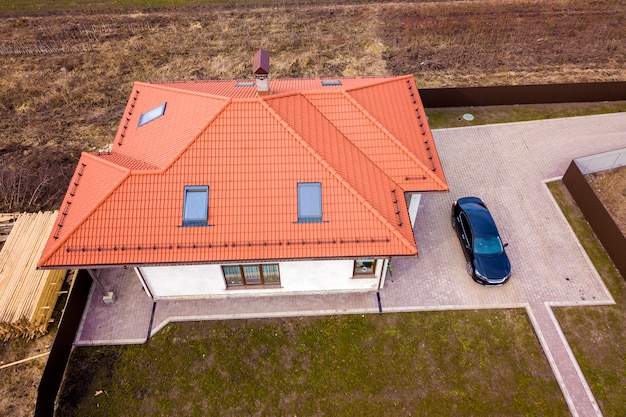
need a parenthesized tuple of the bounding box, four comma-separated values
(260, 96, 416, 253)
(136, 81, 233, 101)
(343, 74, 411, 92)
(339, 90, 448, 191)
(37, 153, 131, 268)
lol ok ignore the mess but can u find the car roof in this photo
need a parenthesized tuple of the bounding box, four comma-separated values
(461, 202, 499, 236)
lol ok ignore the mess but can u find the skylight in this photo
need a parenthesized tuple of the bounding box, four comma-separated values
(321, 80, 342, 86)
(297, 182, 322, 222)
(235, 82, 255, 87)
(138, 102, 167, 127)
(183, 185, 209, 226)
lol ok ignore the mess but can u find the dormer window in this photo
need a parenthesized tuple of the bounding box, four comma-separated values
(297, 182, 322, 223)
(138, 102, 167, 127)
(182, 185, 209, 226)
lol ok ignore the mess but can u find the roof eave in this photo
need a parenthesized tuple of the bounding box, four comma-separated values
(37, 252, 418, 271)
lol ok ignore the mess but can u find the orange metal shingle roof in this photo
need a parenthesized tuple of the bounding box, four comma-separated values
(38, 75, 448, 269)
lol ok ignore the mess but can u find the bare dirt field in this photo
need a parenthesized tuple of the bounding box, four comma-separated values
(1, 0, 625, 215)
(0, 1, 625, 416)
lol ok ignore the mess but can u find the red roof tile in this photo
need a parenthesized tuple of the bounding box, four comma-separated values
(38, 75, 448, 269)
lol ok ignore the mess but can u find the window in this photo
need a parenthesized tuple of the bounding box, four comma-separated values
(138, 102, 167, 126)
(235, 82, 255, 87)
(321, 79, 342, 86)
(459, 213, 472, 248)
(298, 182, 322, 222)
(222, 264, 281, 287)
(474, 236, 504, 256)
(183, 186, 209, 226)
(353, 259, 377, 277)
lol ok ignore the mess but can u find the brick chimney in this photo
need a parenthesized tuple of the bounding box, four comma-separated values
(253, 49, 270, 96)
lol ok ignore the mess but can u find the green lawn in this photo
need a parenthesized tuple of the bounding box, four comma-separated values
(58, 310, 567, 416)
(548, 181, 626, 417)
(425, 101, 626, 129)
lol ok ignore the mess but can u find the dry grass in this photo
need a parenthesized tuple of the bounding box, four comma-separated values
(380, 0, 626, 86)
(1, 0, 625, 212)
(586, 166, 626, 235)
(0, 289, 67, 417)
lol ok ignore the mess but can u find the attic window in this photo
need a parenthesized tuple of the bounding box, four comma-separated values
(182, 185, 209, 226)
(321, 80, 342, 86)
(138, 102, 167, 127)
(235, 82, 255, 87)
(297, 182, 322, 223)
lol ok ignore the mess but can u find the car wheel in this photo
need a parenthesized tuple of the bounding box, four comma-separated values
(466, 262, 474, 276)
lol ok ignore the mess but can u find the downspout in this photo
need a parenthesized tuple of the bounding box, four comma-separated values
(376, 258, 391, 314)
(378, 258, 390, 291)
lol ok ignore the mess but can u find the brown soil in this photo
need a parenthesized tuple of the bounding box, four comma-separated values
(587, 166, 626, 235)
(0, 290, 66, 417)
(1, 0, 625, 214)
(0, 332, 56, 416)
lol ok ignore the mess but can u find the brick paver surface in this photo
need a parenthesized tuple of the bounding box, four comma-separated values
(527, 303, 603, 417)
(75, 113, 626, 416)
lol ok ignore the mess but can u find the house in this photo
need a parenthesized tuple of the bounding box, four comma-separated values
(37, 50, 448, 301)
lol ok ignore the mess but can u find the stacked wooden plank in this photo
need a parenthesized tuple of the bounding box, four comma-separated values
(0, 212, 68, 340)
(0, 213, 19, 244)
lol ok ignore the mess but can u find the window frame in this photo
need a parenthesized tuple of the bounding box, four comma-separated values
(297, 182, 323, 223)
(138, 102, 167, 127)
(222, 264, 281, 288)
(353, 259, 378, 278)
(182, 185, 209, 226)
(459, 212, 472, 248)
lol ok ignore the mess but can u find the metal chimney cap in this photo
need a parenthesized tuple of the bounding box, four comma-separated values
(253, 49, 270, 75)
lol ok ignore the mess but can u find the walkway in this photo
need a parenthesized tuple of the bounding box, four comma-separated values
(74, 112, 626, 416)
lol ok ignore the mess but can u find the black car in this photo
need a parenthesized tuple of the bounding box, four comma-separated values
(451, 197, 511, 285)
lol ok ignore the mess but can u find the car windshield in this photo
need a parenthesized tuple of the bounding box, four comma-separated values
(474, 236, 504, 256)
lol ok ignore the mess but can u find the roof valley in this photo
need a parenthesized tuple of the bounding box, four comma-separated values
(262, 95, 417, 253)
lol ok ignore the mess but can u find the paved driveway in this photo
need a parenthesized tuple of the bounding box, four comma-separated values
(382, 113, 622, 311)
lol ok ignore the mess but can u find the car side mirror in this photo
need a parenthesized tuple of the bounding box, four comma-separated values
(503, 243, 509, 248)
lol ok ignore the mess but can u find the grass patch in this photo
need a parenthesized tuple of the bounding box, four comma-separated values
(548, 181, 626, 417)
(426, 101, 626, 129)
(58, 310, 568, 416)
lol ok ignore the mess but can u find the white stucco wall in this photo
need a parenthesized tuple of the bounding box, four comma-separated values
(407, 193, 422, 228)
(137, 258, 384, 299)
